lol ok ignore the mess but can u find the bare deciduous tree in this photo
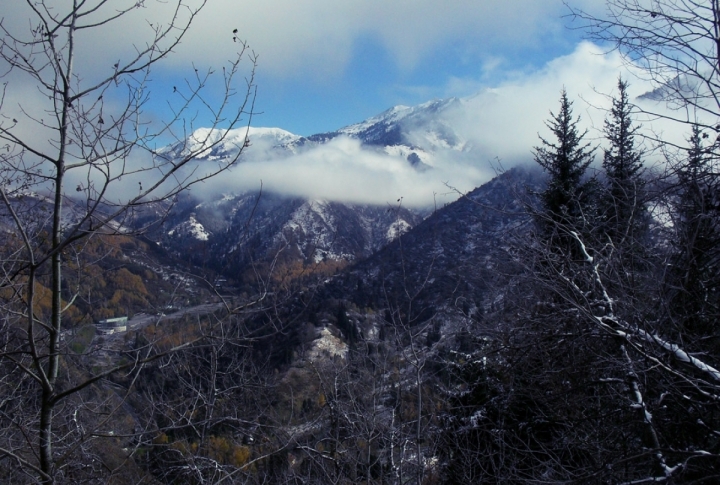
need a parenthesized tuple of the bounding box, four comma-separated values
(569, 0, 720, 137)
(0, 1, 257, 482)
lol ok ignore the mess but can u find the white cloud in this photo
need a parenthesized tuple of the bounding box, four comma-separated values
(443, 42, 692, 167)
(0, 1, 599, 81)
(176, 0, 592, 78)
(447, 42, 629, 163)
(186, 42, 693, 208)
(190, 136, 493, 208)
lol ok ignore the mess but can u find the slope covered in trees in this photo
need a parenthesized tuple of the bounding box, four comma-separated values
(3, 1, 720, 483)
(440, 89, 720, 482)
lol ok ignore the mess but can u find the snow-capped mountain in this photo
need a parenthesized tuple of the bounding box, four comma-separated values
(292, 97, 470, 170)
(144, 94, 494, 281)
(160, 126, 302, 161)
(301, 98, 466, 148)
(163, 96, 472, 174)
(338, 98, 467, 150)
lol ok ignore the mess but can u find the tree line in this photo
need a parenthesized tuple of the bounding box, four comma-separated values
(440, 12, 720, 479)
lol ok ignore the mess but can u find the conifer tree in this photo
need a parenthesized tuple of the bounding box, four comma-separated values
(602, 78, 646, 246)
(534, 90, 596, 246)
(670, 125, 720, 340)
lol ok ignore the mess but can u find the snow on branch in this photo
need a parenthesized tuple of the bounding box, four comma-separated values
(569, 230, 593, 263)
(565, 232, 720, 384)
(636, 327, 720, 383)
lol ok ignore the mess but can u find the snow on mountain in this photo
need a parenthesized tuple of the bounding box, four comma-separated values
(338, 98, 459, 138)
(248, 126, 302, 144)
(154, 188, 423, 276)
(167, 214, 211, 241)
(382, 144, 433, 167)
(272, 97, 468, 155)
(260, 196, 420, 264)
(162, 126, 301, 160)
(338, 104, 414, 136)
(386, 219, 411, 240)
(328, 97, 468, 152)
(280, 199, 355, 263)
(148, 93, 503, 275)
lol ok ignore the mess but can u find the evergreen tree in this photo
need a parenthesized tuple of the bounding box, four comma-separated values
(533, 90, 596, 248)
(669, 125, 720, 340)
(336, 302, 359, 344)
(602, 78, 646, 246)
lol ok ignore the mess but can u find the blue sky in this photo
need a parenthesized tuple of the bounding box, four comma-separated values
(1, 0, 608, 137)
(164, 0, 602, 136)
(254, 27, 588, 136)
(7, 0, 680, 206)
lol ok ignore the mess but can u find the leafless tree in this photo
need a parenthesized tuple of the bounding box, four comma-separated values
(0, 1, 257, 482)
(464, 184, 720, 483)
(439, 128, 719, 482)
(569, 0, 720, 133)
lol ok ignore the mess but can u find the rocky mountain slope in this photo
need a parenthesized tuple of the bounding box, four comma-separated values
(145, 95, 489, 280)
(157, 191, 423, 279)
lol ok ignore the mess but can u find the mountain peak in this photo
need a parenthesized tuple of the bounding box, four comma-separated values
(162, 126, 301, 160)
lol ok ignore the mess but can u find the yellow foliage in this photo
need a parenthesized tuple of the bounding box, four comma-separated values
(170, 439, 190, 454)
(0, 279, 84, 327)
(153, 433, 169, 445)
(231, 445, 251, 467)
(269, 259, 349, 286)
(205, 436, 251, 466)
(95, 307, 115, 320)
(209, 435, 231, 457)
(111, 268, 148, 295)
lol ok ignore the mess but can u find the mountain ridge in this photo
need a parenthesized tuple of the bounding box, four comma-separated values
(141, 93, 494, 277)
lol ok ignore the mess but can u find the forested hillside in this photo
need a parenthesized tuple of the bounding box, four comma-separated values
(2, 1, 720, 484)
